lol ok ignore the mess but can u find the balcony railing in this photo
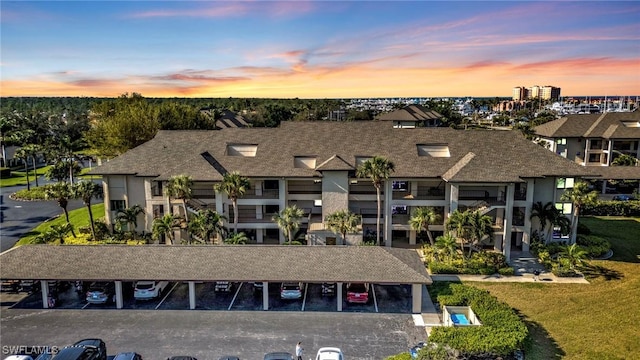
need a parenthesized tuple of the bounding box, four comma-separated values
(242, 189, 280, 199)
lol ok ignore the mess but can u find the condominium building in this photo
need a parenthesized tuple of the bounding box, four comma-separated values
(93, 116, 591, 260)
(512, 85, 561, 101)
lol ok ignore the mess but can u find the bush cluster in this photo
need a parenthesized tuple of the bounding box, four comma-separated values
(428, 283, 528, 356)
(576, 234, 610, 258)
(582, 200, 640, 217)
(13, 184, 54, 200)
(427, 251, 511, 275)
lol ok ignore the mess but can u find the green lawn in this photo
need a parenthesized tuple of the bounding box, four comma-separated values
(471, 216, 640, 360)
(16, 203, 105, 246)
(0, 165, 51, 187)
(77, 166, 102, 179)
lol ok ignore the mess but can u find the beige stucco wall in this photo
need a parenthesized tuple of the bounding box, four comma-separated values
(321, 171, 349, 219)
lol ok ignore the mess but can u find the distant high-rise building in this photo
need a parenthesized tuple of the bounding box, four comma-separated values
(513, 85, 561, 100)
(512, 86, 528, 101)
(540, 86, 561, 100)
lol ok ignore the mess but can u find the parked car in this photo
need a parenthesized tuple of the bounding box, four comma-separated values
(214, 281, 234, 293)
(85, 282, 115, 304)
(113, 352, 143, 360)
(315, 347, 344, 360)
(613, 194, 636, 201)
(166, 357, 197, 360)
(263, 352, 294, 360)
(346, 283, 370, 304)
(280, 282, 303, 300)
(321, 283, 336, 297)
(409, 342, 426, 358)
(253, 282, 264, 293)
(134, 280, 169, 300)
(20, 280, 38, 293)
(218, 357, 240, 360)
(4, 356, 34, 360)
(50, 346, 101, 360)
(71, 339, 107, 360)
(1, 279, 20, 292)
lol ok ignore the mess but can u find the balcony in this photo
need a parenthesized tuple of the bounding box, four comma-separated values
(242, 188, 280, 199)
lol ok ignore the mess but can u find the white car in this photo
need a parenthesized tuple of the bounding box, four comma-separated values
(316, 347, 344, 360)
(134, 280, 169, 300)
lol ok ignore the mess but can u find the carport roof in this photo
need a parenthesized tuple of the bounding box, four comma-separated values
(0, 245, 432, 284)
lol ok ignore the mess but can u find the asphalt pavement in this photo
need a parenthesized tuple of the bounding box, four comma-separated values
(0, 176, 87, 252)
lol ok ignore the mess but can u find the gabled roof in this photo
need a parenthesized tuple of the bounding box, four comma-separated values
(0, 245, 432, 284)
(534, 111, 640, 139)
(92, 121, 590, 183)
(216, 109, 251, 128)
(376, 104, 442, 122)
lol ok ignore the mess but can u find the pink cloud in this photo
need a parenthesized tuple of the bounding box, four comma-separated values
(128, 1, 315, 19)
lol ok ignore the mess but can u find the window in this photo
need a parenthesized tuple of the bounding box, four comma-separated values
(392, 205, 408, 215)
(226, 143, 258, 157)
(264, 205, 279, 215)
(556, 177, 574, 189)
(417, 144, 450, 157)
(263, 180, 279, 190)
(152, 205, 164, 218)
(151, 181, 163, 197)
(110, 200, 126, 212)
(556, 138, 567, 145)
(555, 203, 572, 215)
(588, 153, 601, 163)
(294, 156, 316, 169)
(589, 139, 602, 150)
(392, 181, 409, 191)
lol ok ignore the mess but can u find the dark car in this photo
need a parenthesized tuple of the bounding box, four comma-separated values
(72, 339, 107, 360)
(218, 357, 240, 360)
(86, 282, 115, 304)
(1, 279, 20, 292)
(113, 352, 143, 360)
(50, 346, 100, 360)
(166, 357, 197, 360)
(263, 352, 294, 360)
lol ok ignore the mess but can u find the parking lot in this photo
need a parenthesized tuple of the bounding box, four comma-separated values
(8, 281, 413, 313)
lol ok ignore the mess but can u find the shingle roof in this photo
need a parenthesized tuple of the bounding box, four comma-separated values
(92, 121, 590, 182)
(315, 155, 355, 171)
(0, 245, 432, 284)
(534, 111, 640, 139)
(583, 166, 640, 180)
(376, 105, 443, 122)
(217, 110, 251, 129)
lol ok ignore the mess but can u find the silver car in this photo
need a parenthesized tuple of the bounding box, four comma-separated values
(280, 282, 303, 300)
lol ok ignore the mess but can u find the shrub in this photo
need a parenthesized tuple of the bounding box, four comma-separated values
(498, 267, 515, 276)
(429, 262, 462, 274)
(384, 353, 412, 360)
(577, 222, 591, 235)
(13, 185, 52, 200)
(577, 235, 611, 258)
(429, 283, 528, 356)
(582, 200, 640, 217)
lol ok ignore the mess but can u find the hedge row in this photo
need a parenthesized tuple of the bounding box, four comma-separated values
(0, 167, 11, 177)
(428, 283, 528, 356)
(582, 200, 640, 216)
(576, 235, 611, 258)
(428, 251, 511, 275)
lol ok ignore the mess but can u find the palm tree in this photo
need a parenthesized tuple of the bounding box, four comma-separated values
(224, 231, 249, 245)
(560, 181, 598, 243)
(152, 213, 181, 245)
(214, 171, 250, 233)
(559, 243, 588, 271)
(272, 205, 305, 244)
(356, 156, 395, 245)
(530, 201, 555, 234)
(165, 174, 193, 222)
(325, 209, 361, 245)
(188, 209, 227, 244)
(434, 233, 458, 261)
(47, 223, 74, 244)
(14, 147, 31, 191)
(44, 182, 76, 237)
(22, 144, 42, 187)
(409, 207, 440, 245)
(73, 180, 103, 241)
(611, 154, 638, 166)
(446, 209, 469, 254)
(115, 204, 145, 239)
(466, 210, 494, 257)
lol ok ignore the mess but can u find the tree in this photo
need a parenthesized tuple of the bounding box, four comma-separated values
(446, 209, 470, 257)
(325, 209, 361, 245)
(409, 207, 440, 245)
(46, 223, 74, 244)
(46, 160, 82, 183)
(152, 213, 181, 245)
(214, 171, 250, 233)
(356, 156, 395, 245)
(44, 182, 76, 237)
(188, 209, 226, 244)
(273, 205, 305, 244)
(22, 144, 43, 187)
(531, 201, 571, 243)
(166, 174, 193, 222)
(14, 147, 31, 190)
(224, 231, 249, 245)
(559, 243, 589, 270)
(73, 180, 103, 241)
(466, 210, 494, 257)
(611, 154, 638, 166)
(560, 181, 599, 243)
(434, 233, 458, 262)
(115, 204, 145, 239)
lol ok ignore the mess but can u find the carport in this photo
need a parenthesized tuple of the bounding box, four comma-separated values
(0, 245, 432, 313)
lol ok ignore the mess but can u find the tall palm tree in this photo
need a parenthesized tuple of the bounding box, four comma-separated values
(188, 209, 227, 244)
(165, 174, 193, 222)
(14, 147, 31, 191)
(44, 182, 76, 237)
(611, 154, 638, 166)
(214, 171, 250, 233)
(446, 209, 469, 254)
(560, 181, 598, 243)
(325, 209, 361, 245)
(530, 201, 555, 234)
(73, 180, 103, 241)
(273, 205, 305, 244)
(409, 206, 440, 245)
(152, 213, 181, 245)
(356, 156, 395, 245)
(115, 204, 145, 239)
(466, 210, 494, 257)
(22, 144, 42, 187)
(434, 233, 458, 261)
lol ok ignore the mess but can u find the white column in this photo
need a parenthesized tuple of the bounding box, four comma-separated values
(409, 230, 416, 245)
(262, 282, 269, 310)
(384, 180, 392, 247)
(449, 184, 459, 215)
(279, 180, 288, 244)
(337, 282, 343, 312)
(583, 139, 590, 166)
(257, 229, 264, 244)
(412, 284, 422, 314)
(188, 281, 196, 310)
(255, 180, 263, 196)
(115, 281, 123, 309)
(523, 179, 535, 252)
(103, 178, 112, 226)
(40, 280, 50, 309)
(256, 205, 263, 220)
(503, 184, 515, 262)
(606, 140, 613, 165)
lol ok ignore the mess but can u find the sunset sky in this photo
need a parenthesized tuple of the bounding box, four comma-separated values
(1, 1, 639, 98)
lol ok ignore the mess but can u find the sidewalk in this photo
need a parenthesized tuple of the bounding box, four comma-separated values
(430, 273, 589, 284)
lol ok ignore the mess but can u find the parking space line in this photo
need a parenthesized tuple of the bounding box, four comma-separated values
(301, 283, 308, 311)
(155, 282, 179, 310)
(81, 302, 90, 310)
(372, 284, 379, 313)
(228, 282, 243, 310)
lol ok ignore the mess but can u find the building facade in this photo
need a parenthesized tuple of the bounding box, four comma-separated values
(94, 121, 590, 261)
